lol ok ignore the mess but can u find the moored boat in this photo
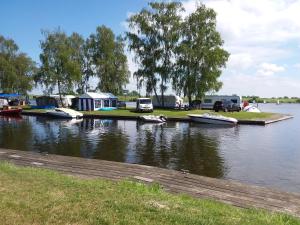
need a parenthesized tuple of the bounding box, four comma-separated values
(243, 105, 261, 113)
(188, 113, 238, 125)
(46, 108, 83, 118)
(139, 115, 166, 123)
(0, 107, 22, 116)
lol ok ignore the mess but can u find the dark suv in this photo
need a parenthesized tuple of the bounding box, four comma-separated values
(213, 100, 241, 112)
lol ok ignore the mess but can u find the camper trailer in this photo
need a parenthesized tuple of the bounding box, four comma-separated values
(201, 95, 241, 109)
(152, 95, 183, 109)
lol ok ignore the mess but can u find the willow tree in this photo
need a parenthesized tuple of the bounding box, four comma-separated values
(36, 30, 82, 105)
(127, 2, 183, 107)
(174, 5, 229, 105)
(0, 35, 36, 94)
(89, 26, 129, 94)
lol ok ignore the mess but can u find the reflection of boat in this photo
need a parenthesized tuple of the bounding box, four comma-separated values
(46, 108, 83, 118)
(0, 107, 22, 116)
(188, 113, 238, 125)
(243, 105, 261, 113)
(139, 115, 166, 123)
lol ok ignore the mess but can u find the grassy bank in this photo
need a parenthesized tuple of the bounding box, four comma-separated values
(0, 162, 299, 225)
(24, 108, 279, 121)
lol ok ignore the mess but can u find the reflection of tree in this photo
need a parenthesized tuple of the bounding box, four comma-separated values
(0, 116, 33, 151)
(134, 122, 225, 178)
(34, 116, 81, 156)
(84, 119, 129, 162)
(171, 127, 225, 178)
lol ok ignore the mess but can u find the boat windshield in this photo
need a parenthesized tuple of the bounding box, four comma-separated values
(139, 99, 151, 104)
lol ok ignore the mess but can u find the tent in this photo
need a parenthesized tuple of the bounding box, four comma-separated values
(78, 92, 118, 111)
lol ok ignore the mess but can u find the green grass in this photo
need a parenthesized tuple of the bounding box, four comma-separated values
(0, 162, 299, 225)
(24, 108, 279, 121)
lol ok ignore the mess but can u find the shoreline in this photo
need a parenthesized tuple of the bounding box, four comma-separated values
(1, 147, 300, 217)
(21, 110, 293, 125)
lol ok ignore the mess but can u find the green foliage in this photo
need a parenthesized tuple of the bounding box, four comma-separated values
(69, 32, 94, 94)
(0, 35, 36, 94)
(36, 29, 82, 104)
(89, 26, 129, 95)
(127, 2, 229, 106)
(127, 2, 183, 106)
(174, 4, 229, 105)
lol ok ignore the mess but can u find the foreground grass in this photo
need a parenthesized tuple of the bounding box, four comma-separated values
(24, 108, 278, 121)
(0, 162, 299, 225)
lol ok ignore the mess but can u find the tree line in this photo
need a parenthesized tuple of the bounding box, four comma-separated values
(0, 2, 229, 106)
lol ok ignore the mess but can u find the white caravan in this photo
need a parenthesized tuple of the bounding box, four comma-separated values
(152, 95, 183, 108)
(201, 95, 241, 109)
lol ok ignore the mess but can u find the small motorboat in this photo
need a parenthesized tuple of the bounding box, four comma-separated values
(139, 115, 167, 123)
(243, 105, 261, 113)
(46, 108, 83, 119)
(188, 113, 238, 125)
(0, 106, 22, 116)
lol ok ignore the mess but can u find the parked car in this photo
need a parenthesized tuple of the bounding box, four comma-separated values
(213, 100, 241, 112)
(136, 98, 153, 112)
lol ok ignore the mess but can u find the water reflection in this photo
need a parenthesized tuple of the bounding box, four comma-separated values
(0, 116, 225, 178)
(1, 104, 300, 193)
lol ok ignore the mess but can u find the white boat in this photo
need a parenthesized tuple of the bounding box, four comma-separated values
(46, 108, 83, 118)
(188, 113, 238, 125)
(243, 105, 261, 113)
(139, 115, 166, 123)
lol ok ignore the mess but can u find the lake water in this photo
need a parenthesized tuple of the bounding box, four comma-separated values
(0, 104, 299, 193)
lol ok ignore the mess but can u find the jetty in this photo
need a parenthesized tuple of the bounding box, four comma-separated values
(1, 148, 300, 217)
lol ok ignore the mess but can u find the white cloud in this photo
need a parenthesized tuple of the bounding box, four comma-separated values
(257, 63, 285, 77)
(294, 63, 300, 68)
(219, 73, 300, 97)
(122, 0, 300, 97)
(182, 0, 300, 96)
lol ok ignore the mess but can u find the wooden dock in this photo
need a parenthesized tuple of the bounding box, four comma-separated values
(1, 148, 300, 217)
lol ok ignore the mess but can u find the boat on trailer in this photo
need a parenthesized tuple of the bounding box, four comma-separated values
(188, 113, 238, 125)
(139, 115, 167, 123)
(46, 108, 83, 119)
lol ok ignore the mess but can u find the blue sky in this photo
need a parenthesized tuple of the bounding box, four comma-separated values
(1, 0, 300, 97)
(0, 0, 147, 62)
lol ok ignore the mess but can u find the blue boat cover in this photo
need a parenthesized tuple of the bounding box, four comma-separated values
(0, 93, 21, 98)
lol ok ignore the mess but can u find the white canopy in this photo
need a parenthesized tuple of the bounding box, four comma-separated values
(79, 92, 117, 99)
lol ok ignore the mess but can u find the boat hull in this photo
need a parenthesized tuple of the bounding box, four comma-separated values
(139, 115, 166, 123)
(0, 108, 22, 116)
(46, 112, 75, 118)
(188, 114, 237, 125)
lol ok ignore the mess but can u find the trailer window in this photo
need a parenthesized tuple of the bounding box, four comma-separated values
(231, 99, 238, 103)
(204, 99, 212, 103)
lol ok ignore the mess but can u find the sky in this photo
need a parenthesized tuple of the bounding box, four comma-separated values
(1, 0, 300, 97)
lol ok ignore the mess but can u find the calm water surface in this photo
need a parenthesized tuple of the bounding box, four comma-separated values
(0, 104, 299, 192)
